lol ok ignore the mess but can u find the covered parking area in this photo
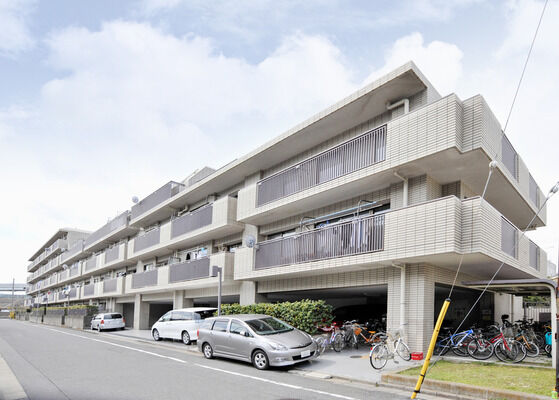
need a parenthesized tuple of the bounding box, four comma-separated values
(463, 278, 557, 368)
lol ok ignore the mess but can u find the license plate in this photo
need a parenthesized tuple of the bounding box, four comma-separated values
(301, 350, 311, 358)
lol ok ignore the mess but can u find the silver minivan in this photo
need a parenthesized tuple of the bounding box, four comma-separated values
(197, 314, 318, 369)
(90, 313, 125, 331)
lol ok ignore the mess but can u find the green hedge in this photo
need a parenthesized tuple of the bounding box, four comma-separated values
(219, 300, 333, 334)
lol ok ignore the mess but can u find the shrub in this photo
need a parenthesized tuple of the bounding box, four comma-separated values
(219, 300, 333, 334)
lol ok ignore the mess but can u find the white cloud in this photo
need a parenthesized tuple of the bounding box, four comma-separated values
(0, 22, 359, 281)
(364, 32, 463, 95)
(0, 0, 35, 56)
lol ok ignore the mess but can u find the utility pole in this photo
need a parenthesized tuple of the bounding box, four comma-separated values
(211, 266, 223, 316)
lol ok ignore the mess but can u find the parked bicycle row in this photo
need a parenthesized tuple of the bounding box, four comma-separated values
(434, 316, 552, 363)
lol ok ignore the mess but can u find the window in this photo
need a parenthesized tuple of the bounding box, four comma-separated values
(193, 310, 215, 320)
(172, 311, 192, 321)
(212, 319, 229, 332)
(160, 312, 172, 322)
(229, 320, 247, 335)
(104, 313, 122, 319)
(227, 243, 242, 253)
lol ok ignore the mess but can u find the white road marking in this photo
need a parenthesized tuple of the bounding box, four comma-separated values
(194, 363, 357, 400)
(41, 326, 357, 400)
(43, 327, 187, 364)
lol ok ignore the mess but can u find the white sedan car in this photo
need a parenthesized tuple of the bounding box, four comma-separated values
(91, 313, 126, 331)
(151, 307, 216, 345)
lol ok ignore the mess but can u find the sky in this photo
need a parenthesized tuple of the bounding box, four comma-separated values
(1, 0, 558, 283)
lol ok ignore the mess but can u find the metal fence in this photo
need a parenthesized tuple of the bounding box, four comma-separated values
(256, 125, 387, 206)
(103, 278, 118, 293)
(171, 204, 213, 238)
(83, 284, 95, 296)
(501, 134, 518, 180)
(104, 245, 121, 263)
(169, 257, 211, 283)
(84, 211, 129, 248)
(134, 229, 160, 252)
(132, 269, 158, 289)
(131, 181, 184, 220)
(501, 217, 518, 258)
(255, 214, 385, 270)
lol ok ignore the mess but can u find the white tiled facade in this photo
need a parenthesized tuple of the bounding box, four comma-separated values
(25, 62, 547, 351)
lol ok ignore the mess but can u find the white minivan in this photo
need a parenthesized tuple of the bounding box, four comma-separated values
(151, 307, 216, 345)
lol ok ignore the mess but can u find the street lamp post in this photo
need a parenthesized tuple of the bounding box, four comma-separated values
(211, 266, 223, 316)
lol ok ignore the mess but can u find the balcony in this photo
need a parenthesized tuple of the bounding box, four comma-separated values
(81, 282, 103, 300)
(60, 239, 87, 265)
(125, 252, 234, 294)
(84, 211, 138, 252)
(28, 238, 68, 272)
(130, 181, 184, 222)
(235, 196, 547, 281)
(237, 94, 546, 231)
(255, 215, 384, 270)
(257, 126, 387, 206)
(127, 196, 243, 261)
(102, 276, 125, 296)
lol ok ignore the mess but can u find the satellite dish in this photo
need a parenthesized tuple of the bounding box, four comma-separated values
(246, 235, 256, 248)
(132, 196, 139, 204)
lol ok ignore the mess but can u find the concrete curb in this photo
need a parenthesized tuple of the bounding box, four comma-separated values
(381, 372, 550, 400)
(0, 354, 27, 400)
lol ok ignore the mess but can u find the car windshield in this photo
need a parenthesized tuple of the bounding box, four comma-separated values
(245, 317, 293, 335)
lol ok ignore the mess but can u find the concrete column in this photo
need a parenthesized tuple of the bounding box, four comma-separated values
(240, 281, 266, 305)
(406, 265, 435, 352)
(173, 290, 185, 309)
(133, 294, 150, 330)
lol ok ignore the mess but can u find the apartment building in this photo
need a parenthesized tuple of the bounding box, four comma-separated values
(25, 62, 548, 352)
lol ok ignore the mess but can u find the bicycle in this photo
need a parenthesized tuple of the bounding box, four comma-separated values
(433, 327, 475, 357)
(513, 324, 539, 358)
(369, 327, 411, 369)
(467, 325, 526, 363)
(314, 324, 344, 355)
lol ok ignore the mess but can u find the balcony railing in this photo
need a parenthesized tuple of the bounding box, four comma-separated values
(104, 245, 121, 263)
(103, 278, 118, 293)
(502, 134, 518, 180)
(529, 241, 540, 270)
(132, 269, 158, 289)
(134, 229, 161, 252)
(169, 257, 210, 283)
(84, 211, 129, 249)
(171, 204, 213, 239)
(501, 217, 518, 258)
(69, 263, 80, 277)
(255, 214, 385, 269)
(84, 256, 97, 272)
(529, 174, 539, 207)
(69, 288, 78, 299)
(61, 240, 84, 264)
(83, 284, 95, 296)
(256, 125, 387, 206)
(131, 181, 184, 220)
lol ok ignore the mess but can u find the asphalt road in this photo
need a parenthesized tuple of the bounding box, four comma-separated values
(0, 320, 414, 400)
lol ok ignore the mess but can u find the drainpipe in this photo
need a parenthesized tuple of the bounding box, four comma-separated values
(394, 172, 409, 207)
(387, 98, 410, 114)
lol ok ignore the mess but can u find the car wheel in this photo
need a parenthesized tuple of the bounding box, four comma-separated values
(182, 331, 191, 345)
(152, 329, 161, 341)
(202, 343, 214, 359)
(252, 350, 269, 370)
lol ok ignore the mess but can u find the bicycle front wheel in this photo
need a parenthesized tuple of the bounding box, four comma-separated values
(512, 340, 527, 363)
(494, 339, 517, 363)
(396, 341, 411, 361)
(451, 334, 472, 357)
(332, 333, 344, 352)
(434, 338, 450, 356)
(370, 344, 388, 369)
